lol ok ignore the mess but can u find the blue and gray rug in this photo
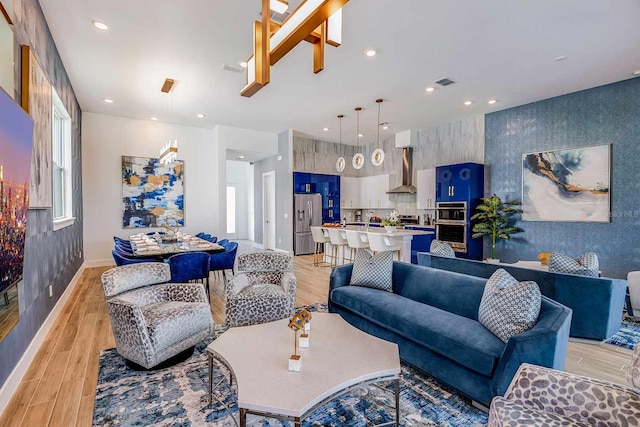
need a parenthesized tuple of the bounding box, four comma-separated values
(604, 314, 640, 350)
(93, 304, 488, 426)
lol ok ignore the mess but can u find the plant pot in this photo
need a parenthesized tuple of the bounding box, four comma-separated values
(485, 258, 501, 264)
(384, 226, 397, 233)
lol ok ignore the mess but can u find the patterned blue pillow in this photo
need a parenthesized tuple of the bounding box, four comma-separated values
(349, 249, 393, 292)
(478, 269, 541, 343)
(430, 240, 455, 258)
(548, 252, 599, 277)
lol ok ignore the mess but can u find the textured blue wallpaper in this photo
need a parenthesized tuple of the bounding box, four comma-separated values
(485, 77, 640, 278)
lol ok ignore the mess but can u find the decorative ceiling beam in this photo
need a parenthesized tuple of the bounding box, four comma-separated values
(242, 0, 349, 97)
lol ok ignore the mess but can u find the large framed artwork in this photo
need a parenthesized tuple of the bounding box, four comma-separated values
(122, 156, 185, 228)
(21, 45, 52, 209)
(522, 144, 610, 222)
(0, 86, 34, 342)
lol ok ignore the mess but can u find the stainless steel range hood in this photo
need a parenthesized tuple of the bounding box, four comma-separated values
(387, 147, 417, 194)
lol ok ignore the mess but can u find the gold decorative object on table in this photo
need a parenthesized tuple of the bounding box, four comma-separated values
(288, 314, 305, 372)
(538, 252, 551, 265)
(298, 309, 312, 347)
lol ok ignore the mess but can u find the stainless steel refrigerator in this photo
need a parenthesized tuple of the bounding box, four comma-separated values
(294, 193, 322, 255)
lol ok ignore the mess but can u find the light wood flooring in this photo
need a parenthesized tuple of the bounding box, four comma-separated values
(0, 242, 634, 426)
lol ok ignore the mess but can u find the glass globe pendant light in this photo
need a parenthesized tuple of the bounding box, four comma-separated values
(371, 98, 385, 166)
(335, 114, 345, 172)
(352, 107, 364, 170)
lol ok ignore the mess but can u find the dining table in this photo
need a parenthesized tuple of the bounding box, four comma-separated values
(128, 233, 225, 260)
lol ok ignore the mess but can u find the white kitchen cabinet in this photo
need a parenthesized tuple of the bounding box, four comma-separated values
(416, 168, 436, 209)
(340, 177, 360, 208)
(361, 174, 396, 209)
(359, 176, 372, 208)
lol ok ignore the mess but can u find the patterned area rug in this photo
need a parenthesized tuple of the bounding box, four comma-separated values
(604, 314, 640, 350)
(93, 304, 488, 426)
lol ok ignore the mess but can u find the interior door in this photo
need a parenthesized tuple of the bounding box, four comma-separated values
(263, 171, 276, 250)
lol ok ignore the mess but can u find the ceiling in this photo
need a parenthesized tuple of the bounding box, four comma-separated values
(40, 0, 640, 146)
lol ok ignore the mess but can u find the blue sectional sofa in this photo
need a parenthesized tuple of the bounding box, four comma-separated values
(328, 262, 572, 406)
(417, 253, 626, 341)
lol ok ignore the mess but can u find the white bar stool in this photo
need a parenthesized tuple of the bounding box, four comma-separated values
(310, 226, 331, 267)
(367, 232, 401, 261)
(345, 230, 369, 261)
(328, 228, 352, 266)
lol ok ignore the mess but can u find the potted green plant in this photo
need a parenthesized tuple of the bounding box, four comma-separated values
(470, 194, 524, 263)
(381, 210, 400, 233)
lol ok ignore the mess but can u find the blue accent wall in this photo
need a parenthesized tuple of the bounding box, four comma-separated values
(485, 77, 640, 278)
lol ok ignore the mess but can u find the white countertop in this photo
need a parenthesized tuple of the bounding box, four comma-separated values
(321, 225, 434, 237)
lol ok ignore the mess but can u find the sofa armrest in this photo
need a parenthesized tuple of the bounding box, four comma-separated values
(328, 264, 353, 312)
(106, 299, 154, 364)
(500, 363, 640, 424)
(491, 297, 572, 397)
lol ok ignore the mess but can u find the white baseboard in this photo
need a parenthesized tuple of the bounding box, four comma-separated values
(83, 259, 114, 268)
(0, 262, 87, 417)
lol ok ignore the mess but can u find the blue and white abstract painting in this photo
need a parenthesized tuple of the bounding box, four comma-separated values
(522, 144, 610, 222)
(122, 156, 184, 228)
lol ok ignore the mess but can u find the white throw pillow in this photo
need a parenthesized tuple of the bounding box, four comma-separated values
(478, 269, 541, 343)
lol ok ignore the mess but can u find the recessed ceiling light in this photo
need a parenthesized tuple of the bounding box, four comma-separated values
(323, 127, 329, 131)
(239, 61, 248, 68)
(238, 155, 245, 159)
(358, 133, 364, 138)
(488, 99, 497, 105)
(425, 87, 435, 92)
(93, 21, 109, 30)
(197, 113, 206, 118)
(633, 70, 640, 76)
(150, 117, 158, 121)
(103, 98, 113, 103)
(365, 49, 376, 57)
(464, 100, 472, 106)
(554, 55, 567, 62)
(382, 125, 389, 130)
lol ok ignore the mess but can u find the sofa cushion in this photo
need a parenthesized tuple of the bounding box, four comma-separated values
(430, 240, 455, 258)
(548, 252, 599, 277)
(349, 249, 393, 292)
(331, 286, 504, 376)
(142, 301, 211, 350)
(479, 269, 541, 343)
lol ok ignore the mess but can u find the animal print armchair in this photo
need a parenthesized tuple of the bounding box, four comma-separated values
(224, 252, 296, 327)
(488, 345, 640, 426)
(101, 262, 214, 369)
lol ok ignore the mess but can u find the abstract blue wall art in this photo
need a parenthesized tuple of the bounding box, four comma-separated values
(522, 144, 610, 222)
(122, 156, 184, 228)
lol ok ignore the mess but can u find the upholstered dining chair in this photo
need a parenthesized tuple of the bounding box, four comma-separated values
(488, 344, 640, 426)
(112, 250, 156, 266)
(101, 262, 214, 369)
(209, 241, 238, 280)
(224, 252, 296, 327)
(166, 252, 211, 299)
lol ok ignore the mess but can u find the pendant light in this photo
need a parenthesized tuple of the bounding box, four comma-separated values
(371, 98, 385, 166)
(352, 107, 364, 169)
(335, 114, 345, 172)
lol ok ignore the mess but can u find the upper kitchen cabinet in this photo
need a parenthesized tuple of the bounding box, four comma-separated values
(359, 174, 396, 208)
(340, 177, 360, 208)
(436, 163, 484, 203)
(416, 168, 436, 209)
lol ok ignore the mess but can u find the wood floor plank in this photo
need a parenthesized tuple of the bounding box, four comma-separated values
(1, 242, 634, 426)
(0, 379, 39, 427)
(20, 400, 55, 427)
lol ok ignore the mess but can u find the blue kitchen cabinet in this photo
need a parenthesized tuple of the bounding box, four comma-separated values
(404, 227, 436, 264)
(436, 163, 484, 203)
(293, 172, 341, 223)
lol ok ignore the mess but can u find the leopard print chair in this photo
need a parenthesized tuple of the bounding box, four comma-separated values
(101, 262, 214, 369)
(224, 252, 296, 327)
(488, 347, 640, 426)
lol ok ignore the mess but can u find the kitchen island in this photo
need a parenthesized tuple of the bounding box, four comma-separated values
(320, 225, 434, 264)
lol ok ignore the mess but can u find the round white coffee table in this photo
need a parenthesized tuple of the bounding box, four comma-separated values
(207, 312, 401, 426)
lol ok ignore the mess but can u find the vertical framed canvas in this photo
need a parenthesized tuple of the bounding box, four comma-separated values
(0, 86, 34, 342)
(122, 156, 185, 228)
(21, 45, 52, 209)
(522, 144, 610, 222)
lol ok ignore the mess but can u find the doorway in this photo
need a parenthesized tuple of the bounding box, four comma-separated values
(226, 184, 238, 239)
(262, 171, 276, 250)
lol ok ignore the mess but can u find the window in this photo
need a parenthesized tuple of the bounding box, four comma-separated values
(52, 89, 74, 230)
(226, 186, 236, 234)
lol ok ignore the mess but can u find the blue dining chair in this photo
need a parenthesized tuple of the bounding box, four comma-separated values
(115, 242, 134, 255)
(113, 237, 132, 251)
(217, 239, 229, 247)
(112, 250, 157, 266)
(196, 232, 211, 240)
(165, 252, 211, 299)
(206, 236, 218, 243)
(209, 241, 238, 280)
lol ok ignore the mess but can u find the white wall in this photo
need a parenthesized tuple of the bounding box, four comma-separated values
(82, 113, 222, 264)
